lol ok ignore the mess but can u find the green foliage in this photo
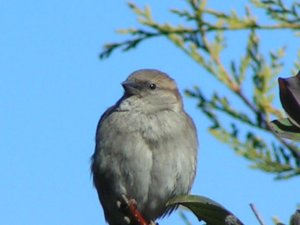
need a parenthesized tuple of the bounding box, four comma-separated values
(99, 0, 300, 179)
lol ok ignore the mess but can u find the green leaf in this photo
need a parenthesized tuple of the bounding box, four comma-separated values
(166, 195, 244, 225)
(269, 118, 300, 140)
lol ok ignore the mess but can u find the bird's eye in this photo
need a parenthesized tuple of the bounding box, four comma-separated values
(149, 83, 156, 90)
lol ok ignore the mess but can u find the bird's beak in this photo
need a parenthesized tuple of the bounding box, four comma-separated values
(122, 80, 140, 95)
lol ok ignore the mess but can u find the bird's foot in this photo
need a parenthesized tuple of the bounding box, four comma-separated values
(116, 194, 151, 225)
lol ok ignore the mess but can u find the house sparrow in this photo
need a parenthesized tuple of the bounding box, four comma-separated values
(91, 69, 198, 225)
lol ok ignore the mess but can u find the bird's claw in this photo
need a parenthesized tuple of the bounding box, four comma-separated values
(149, 221, 158, 225)
(116, 195, 150, 225)
(124, 216, 131, 224)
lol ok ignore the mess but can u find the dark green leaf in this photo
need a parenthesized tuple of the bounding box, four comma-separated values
(269, 118, 300, 140)
(167, 195, 244, 225)
(290, 209, 300, 225)
(278, 72, 300, 128)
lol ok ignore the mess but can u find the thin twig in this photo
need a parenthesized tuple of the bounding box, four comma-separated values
(178, 210, 193, 225)
(250, 203, 266, 225)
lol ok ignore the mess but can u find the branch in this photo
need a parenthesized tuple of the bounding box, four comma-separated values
(250, 203, 266, 225)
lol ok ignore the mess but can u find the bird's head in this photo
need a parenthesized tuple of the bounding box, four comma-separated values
(121, 69, 183, 113)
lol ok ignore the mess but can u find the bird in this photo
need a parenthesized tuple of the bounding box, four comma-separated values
(91, 69, 198, 225)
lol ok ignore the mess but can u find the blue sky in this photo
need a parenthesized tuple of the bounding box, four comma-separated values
(1, 1, 299, 225)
